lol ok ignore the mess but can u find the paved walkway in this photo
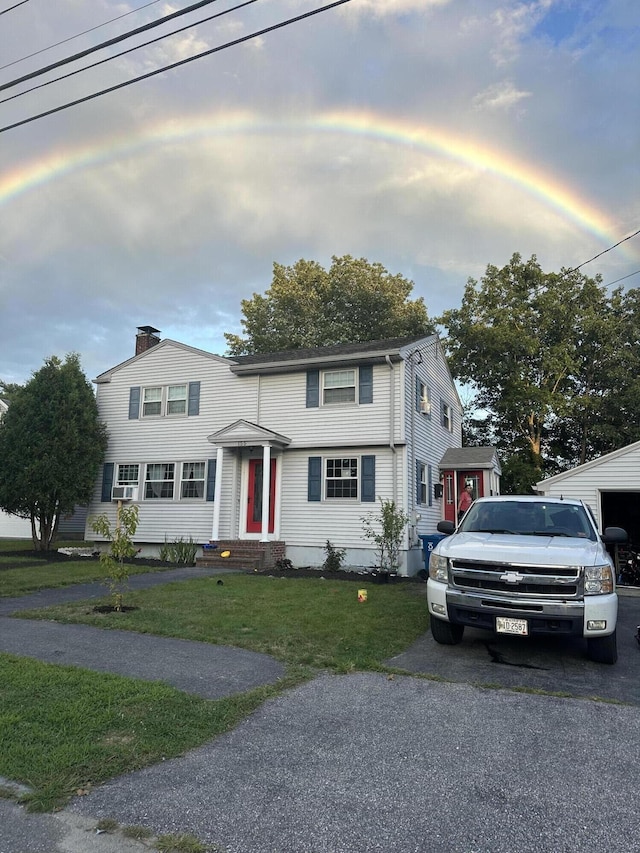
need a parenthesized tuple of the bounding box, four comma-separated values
(0, 566, 285, 699)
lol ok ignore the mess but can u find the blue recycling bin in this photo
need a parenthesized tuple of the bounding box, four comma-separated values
(419, 534, 447, 567)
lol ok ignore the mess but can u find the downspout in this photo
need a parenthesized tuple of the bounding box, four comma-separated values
(385, 355, 397, 505)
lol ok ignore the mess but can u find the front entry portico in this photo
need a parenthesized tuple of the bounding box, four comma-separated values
(207, 419, 291, 542)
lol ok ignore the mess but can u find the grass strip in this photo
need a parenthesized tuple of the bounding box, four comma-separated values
(0, 652, 307, 812)
(0, 557, 179, 598)
(17, 574, 429, 670)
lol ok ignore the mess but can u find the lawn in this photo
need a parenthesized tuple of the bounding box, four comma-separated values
(0, 549, 179, 598)
(17, 574, 429, 670)
(0, 652, 296, 813)
(1, 553, 430, 812)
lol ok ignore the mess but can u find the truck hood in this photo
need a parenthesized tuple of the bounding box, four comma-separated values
(437, 532, 606, 567)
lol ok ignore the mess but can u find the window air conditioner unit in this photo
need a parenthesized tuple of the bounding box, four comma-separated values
(420, 398, 431, 415)
(112, 485, 138, 501)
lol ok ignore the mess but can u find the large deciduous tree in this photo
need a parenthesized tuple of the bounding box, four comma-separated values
(0, 354, 108, 550)
(438, 253, 640, 490)
(225, 255, 433, 355)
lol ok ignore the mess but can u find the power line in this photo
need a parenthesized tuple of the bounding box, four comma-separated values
(0, 0, 165, 71)
(0, 0, 261, 107)
(0, 0, 352, 135)
(602, 269, 640, 289)
(0, 0, 30, 14)
(0, 0, 223, 93)
(565, 228, 640, 275)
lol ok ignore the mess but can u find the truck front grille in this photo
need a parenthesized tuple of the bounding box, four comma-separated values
(450, 559, 581, 599)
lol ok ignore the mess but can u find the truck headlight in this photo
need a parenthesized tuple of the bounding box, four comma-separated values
(584, 565, 614, 595)
(429, 553, 448, 583)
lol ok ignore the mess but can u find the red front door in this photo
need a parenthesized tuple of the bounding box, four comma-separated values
(246, 458, 276, 534)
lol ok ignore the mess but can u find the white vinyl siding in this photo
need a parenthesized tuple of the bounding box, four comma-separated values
(537, 442, 640, 531)
(256, 364, 399, 448)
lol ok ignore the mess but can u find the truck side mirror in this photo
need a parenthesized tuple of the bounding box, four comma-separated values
(602, 526, 628, 544)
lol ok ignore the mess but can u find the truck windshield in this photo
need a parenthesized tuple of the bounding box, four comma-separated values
(459, 502, 597, 541)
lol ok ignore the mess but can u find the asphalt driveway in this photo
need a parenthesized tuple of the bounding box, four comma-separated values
(391, 589, 640, 705)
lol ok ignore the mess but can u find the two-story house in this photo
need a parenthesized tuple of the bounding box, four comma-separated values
(87, 327, 463, 574)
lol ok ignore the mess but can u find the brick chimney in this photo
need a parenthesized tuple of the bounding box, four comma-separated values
(136, 325, 161, 355)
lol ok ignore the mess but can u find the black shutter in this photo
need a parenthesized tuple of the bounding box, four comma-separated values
(188, 382, 201, 416)
(206, 459, 217, 502)
(306, 370, 320, 408)
(361, 455, 375, 502)
(101, 463, 114, 502)
(359, 365, 373, 404)
(128, 387, 140, 419)
(308, 456, 322, 501)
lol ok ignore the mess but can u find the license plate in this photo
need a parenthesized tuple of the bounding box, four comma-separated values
(496, 616, 528, 636)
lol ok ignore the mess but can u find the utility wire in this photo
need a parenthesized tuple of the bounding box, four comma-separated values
(0, 0, 164, 71)
(0, 0, 223, 92)
(602, 269, 640, 289)
(0, 0, 352, 135)
(565, 228, 640, 275)
(0, 0, 260, 106)
(0, 0, 30, 14)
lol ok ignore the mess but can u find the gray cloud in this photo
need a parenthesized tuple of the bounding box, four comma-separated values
(0, 0, 637, 384)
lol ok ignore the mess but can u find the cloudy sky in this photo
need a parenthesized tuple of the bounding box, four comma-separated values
(1, 0, 638, 385)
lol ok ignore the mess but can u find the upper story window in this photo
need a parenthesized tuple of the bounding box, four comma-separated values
(442, 402, 453, 432)
(143, 384, 187, 417)
(323, 370, 356, 405)
(166, 384, 187, 415)
(129, 382, 200, 420)
(306, 367, 372, 408)
(417, 380, 432, 417)
(142, 387, 162, 417)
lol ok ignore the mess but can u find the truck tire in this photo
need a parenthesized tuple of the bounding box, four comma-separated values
(430, 616, 464, 645)
(587, 630, 617, 664)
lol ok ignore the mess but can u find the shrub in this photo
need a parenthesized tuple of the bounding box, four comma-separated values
(322, 540, 346, 572)
(159, 536, 198, 565)
(361, 498, 409, 574)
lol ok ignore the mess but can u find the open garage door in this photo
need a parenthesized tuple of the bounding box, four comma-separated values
(601, 491, 640, 586)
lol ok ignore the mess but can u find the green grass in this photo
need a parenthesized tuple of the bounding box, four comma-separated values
(0, 652, 305, 812)
(0, 555, 178, 598)
(18, 575, 429, 670)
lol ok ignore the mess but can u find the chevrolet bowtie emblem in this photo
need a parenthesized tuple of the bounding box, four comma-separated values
(501, 571, 524, 583)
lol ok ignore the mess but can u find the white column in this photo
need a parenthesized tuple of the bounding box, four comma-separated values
(261, 444, 271, 542)
(211, 446, 224, 540)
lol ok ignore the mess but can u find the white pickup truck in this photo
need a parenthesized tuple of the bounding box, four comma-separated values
(427, 495, 627, 664)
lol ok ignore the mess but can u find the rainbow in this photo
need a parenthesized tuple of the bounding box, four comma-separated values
(0, 109, 632, 257)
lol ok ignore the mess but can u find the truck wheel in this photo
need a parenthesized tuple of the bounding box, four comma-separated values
(587, 630, 617, 664)
(430, 616, 464, 645)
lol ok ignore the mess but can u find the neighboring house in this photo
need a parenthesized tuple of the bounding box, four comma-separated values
(536, 441, 640, 548)
(86, 327, 463, 574)
(0, 397, 32, 539)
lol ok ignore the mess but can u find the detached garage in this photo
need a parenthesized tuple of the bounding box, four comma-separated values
(536, 441, 640, 584)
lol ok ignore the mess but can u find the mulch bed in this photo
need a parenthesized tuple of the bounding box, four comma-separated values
(250, 567, 426, 583)
(1, 549, 427, 582)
